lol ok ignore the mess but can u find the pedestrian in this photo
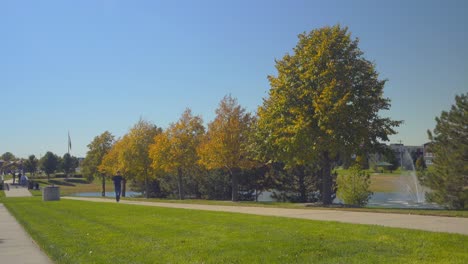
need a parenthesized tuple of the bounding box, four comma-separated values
(20, 173, 26, 186)
(112, 171, 123, 202)
(12, 172, 16, 184)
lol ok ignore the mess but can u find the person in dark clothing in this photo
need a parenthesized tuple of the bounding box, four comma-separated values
(112, 171, 123, 202)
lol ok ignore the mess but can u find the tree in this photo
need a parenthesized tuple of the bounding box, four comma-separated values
(40, 151, 59, 181)
(1, 152, 15, 161)
(336, 164, 372, 206)
(198, 95, 255, 201)
(150, 109, 205, 200)
(256, 25, 401, 205)
(61, 153, 79, 177)
(382, 146, 399, 172)
(99, 135, 131, 196)
(415, 156, 426, 171)
(124, 119, 162, 198)
(420, 93, 468, 209)
(82, 131, 115, 195)
(24, 155, 39, 176)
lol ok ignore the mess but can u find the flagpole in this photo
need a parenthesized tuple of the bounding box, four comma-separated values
(68, 131, 72, 155)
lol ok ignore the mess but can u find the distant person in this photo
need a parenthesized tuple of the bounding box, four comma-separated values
(22, 174, 29, 186)
(112, 171, 123, 202)
(12, 172, 16, 184)
(19, 173, 26, 186)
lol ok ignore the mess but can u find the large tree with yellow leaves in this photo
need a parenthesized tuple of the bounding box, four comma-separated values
(198, 95, 255, 201)
(257, 25, 401, 205)
(150, 109, 205, 200)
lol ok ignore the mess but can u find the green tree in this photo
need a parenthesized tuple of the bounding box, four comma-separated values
(62, 153, 79, 177)
(256, 25, 401, 205)
(336, 164, 372, 206)
(23, 155, 39, 176)
(198, 95, 255, 201)
(82, 131, 115, 194)
(40, 151, 59, 181)
(150, 109, 205, 200)
(382, 146, 399, 173)
(1, 152, 15, 161)
(420, 93, 468, 209)
(415, 156, 426, 171)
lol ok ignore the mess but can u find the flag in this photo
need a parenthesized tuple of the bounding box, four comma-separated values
(68, 131, 72, 153)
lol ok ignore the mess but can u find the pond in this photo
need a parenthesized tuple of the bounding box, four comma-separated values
(365, 192, 441, 209)
(334, 192, 442, 209)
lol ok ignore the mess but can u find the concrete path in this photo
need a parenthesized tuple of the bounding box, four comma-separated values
(0, 204, 53, 264)
(64, 197, 468, 235)
(1, 179, 52, 263)
(3, 179, 32, 197)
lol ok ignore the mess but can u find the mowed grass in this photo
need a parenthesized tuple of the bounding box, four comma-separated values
(335, 168, 402, 193)
(123, 198, 468, 218)
(3, 197, 468, 264)
(369, 174, 401, 192)
(29, 177, 115, 196)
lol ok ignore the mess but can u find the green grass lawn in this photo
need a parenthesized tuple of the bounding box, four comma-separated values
(122, 197, 468, 217)
(29, 177, 119, 196)
(3, 197, 468, 264)
(335, 167, 405, 193)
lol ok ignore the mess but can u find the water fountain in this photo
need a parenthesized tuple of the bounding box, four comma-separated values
(398, 148, 425, 203)
(366, 148, 441, 208)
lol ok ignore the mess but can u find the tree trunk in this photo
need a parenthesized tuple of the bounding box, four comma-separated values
(231, 168, 239, 202)
(145, 173, 149, 199)
(101, 175, 106, 197)
(194, 181, 202, 199)
(297, 166, 307, 203)
(177, 167, 184, 200)
(322, 151, 332, 205)
(122, 178, 126, 197)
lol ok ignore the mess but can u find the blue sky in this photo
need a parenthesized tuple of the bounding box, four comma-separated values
(1, 0, 467, 158)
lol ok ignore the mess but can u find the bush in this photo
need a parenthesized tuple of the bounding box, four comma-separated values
(336, 164, 373, 206)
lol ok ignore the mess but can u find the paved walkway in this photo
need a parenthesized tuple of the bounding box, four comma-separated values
(3, 179, 32, 197)
(64, 197, 468, 235)
(1, 179, 52, 263)
(0, 204, 53, 264)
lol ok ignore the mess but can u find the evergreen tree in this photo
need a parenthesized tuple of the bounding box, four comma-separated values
(421, 93, 468, 209)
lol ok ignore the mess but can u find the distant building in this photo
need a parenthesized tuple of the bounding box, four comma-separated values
(423, 142, 434, 166)
(388, 143, 424, 168)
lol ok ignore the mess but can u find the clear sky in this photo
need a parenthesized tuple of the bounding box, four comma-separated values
(1, 0, 467, 158)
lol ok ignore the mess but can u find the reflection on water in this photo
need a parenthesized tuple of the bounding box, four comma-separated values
(333, 192, 442, 209)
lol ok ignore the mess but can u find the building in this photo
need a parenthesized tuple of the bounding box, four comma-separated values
(423, 142, 434, 166)
(388, 143, 424, 168)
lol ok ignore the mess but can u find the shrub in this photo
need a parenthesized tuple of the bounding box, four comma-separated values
(336, 164, 373, 206)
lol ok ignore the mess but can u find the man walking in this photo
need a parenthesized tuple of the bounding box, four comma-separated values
(112, 171, 123, 202)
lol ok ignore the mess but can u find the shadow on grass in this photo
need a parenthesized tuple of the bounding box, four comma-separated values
(64, 178, 90, 184)
(34, 179, 75, 186)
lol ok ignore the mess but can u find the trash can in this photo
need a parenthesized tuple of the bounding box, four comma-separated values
(43, 186, 60, 201)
